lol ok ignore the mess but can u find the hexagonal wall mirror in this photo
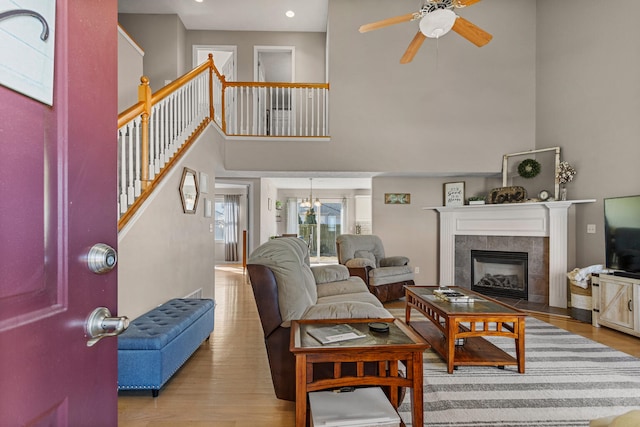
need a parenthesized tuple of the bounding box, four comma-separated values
(179, 167, 199, 214)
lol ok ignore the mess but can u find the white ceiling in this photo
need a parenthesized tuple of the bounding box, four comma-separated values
(118, 0, 329, 32)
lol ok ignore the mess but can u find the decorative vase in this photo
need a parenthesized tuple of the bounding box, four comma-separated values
(560, 186, 567, 201)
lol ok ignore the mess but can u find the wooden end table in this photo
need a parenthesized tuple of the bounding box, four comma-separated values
(405, 286, 526, 374)
(290, 318, 430, 427)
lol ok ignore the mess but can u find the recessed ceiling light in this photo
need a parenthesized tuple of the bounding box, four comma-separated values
(195, 0, 203, 3)
(285, 10, 295, 18)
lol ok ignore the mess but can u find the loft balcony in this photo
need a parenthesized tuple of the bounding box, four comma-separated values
(117, 55, 329, 229)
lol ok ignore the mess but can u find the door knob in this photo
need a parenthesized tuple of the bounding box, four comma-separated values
(87, 243, 117, 274)
(85, 307, 129, 347)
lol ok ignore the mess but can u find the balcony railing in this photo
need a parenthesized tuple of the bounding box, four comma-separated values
(117, 55, 330, 230)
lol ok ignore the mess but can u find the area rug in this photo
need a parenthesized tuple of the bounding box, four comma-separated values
(396, 316, 640, 426)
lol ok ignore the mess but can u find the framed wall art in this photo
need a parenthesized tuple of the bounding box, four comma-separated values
(443, 182, 465, 207)
(384, 193, 410, 204)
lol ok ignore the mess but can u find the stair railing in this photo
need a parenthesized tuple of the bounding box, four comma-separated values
(117, 55, 330, 230)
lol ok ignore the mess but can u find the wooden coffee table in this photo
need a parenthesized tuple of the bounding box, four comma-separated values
(405, 286, 526, 374)
(290, 318, 430, 427)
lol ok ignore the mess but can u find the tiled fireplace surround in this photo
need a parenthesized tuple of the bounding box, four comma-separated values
(455, 235, 549, 303)
(430, 200, 594, 308)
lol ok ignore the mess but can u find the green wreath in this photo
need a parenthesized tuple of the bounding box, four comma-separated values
(517, 158, 541, 179)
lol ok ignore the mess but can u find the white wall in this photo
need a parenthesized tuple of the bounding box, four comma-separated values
(118, 128, 217, 319)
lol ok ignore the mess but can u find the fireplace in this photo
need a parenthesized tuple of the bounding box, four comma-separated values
(432, 200, 596, 308)
(471, 250, 528, 300)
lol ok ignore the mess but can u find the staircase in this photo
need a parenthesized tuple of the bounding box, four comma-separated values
(117, 55, 330, 230)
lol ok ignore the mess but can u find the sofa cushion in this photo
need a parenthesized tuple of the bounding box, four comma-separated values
(380, 256, 409, 267)
(316, 277, 369, 298)
(590, 410, 640, 427)
(302, 301, 393, 320)
(345, 257, 376, 269)
(248, 238, 317, 323)
(316, 291, 384, 307)
(312, 264, 350, 284)
(355, 250, 378, 267)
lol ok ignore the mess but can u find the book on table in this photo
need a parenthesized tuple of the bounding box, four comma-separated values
(433, 288, 475, 303)
(307, 323, 366, 345)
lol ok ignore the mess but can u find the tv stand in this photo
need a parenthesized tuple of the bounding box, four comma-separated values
(613, 270, 640, 280)
(592, 274, 640, 338)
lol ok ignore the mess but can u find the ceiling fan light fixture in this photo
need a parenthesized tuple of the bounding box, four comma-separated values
(419, 8, 456, 38)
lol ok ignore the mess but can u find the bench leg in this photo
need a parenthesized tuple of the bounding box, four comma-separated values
(152, 389, 159, 398)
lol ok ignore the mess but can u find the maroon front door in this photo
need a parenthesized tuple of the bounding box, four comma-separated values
(0, 1, 120, 425)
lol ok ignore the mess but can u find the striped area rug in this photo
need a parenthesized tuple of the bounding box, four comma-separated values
(396, 317, 640, 426)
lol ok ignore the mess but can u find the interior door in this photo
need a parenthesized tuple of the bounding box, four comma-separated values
(0, 1, 120, 425)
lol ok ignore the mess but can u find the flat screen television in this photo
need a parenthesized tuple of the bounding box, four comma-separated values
(604, 195, 640, 279)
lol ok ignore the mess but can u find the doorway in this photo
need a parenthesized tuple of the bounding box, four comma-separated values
(298, 198, 343, 263)
(254, 46, 295, 135)
(193, 45, 237, 81)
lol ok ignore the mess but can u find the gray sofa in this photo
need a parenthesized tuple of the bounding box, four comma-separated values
(336, 234, 415, 302)
(247, 237, 394, 401)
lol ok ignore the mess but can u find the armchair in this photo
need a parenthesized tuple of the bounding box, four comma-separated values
(336, 234, 415, 303)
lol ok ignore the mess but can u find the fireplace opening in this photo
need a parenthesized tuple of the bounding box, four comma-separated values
(471, 250, 528, 300)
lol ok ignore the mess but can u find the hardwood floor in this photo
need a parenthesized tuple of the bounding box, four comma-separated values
(117, 265, 640, 426)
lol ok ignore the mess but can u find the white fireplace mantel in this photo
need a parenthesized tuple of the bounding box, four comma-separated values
(425, 200, 595, 308)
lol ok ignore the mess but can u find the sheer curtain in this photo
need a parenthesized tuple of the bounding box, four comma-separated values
(224, 195, 240, 261)
(286, 197, 299, 235)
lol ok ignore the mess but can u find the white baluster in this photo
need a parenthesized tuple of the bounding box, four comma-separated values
(118, 128, 127, 214)
(134, 119, 141, 198)
(126, 123, 135, 206)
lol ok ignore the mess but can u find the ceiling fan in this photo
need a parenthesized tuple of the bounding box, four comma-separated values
(359, 0, 492, 64)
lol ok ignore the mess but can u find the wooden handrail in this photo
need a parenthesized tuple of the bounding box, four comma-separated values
(224, 81, 330, 89)
(118, 117, 211, 231)
(150, 57, 215, 105)
(117, 55, 330, 231)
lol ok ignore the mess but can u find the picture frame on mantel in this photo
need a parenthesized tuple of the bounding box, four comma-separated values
(444, 182, 465, 207)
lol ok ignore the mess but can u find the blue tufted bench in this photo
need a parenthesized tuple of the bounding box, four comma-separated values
(117, 298, 215, 397)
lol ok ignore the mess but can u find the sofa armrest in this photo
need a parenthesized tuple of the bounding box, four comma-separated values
(380, 256, 409, 267)
(247, 264, 284, 339)
(345, 257, 376, 269)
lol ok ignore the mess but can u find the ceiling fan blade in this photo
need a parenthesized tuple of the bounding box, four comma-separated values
(455, 0, 483, 7)
(359, 13, 415, 33)
(400, 31, 427, 64)
(451, 16, 492, 47)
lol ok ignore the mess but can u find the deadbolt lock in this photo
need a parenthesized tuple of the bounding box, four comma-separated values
(87, 243, 117, 274)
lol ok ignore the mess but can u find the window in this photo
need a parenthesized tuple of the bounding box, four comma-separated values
(214, 198, 224, 241)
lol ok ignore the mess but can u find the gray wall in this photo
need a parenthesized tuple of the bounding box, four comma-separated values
(185, 30, 326, 82)
(372, 175, 501, 285)
(118, 14, 187, 91)
(536, 0, 640, 267)
(223, 0, 536, 174)
(117, 0, 640, 297)
(118, 128, 217, 319)
(117, 27, 143, 113)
